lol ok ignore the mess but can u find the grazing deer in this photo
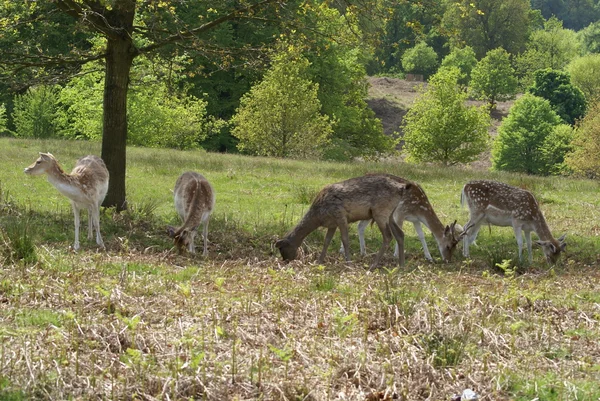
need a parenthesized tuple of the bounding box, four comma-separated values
(276, 174, 461, 267)
(461, 180, 566, 264)
(341, 176, 464, 263)
(167, 171, 215, 255)
(24, 152, 109, 251)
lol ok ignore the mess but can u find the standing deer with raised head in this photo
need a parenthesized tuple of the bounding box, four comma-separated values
(342, 176, 464, 263)
(275, 174, 462, 267)
(167, 171, 215, 255)
(461, 180, 566, 264)
(24, 152, 109, 250)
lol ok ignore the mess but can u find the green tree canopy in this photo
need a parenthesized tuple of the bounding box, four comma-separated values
(12, 85, 60, 139)
(231, 49, 333, 159)
(402, 68, 490, 165)
(440, 46, 477, 86)
(565, 102, 600, 179)
(527, 69, 586, 125)
(492, 93, 562, 175)
(516, 17, 581, 86)
(470, 48, 518, 109)
(401, 42, 438, 78)
(442, 0, 532, 58)
(567, 54, 600, 102)
(578, 20, 600, 54)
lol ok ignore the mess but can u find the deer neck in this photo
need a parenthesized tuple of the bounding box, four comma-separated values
(285, 210, 322, 247)
(419, 209, 446, 244)
(532, 212, 555, 242)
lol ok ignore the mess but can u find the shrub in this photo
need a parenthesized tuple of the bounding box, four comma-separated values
(401, 42, 438, 79)
(492, 93, 562, 175)
(470, 48, 518, 109)
(565, 102, 600, 178)
(527, 68, 586, 125)
(567, 54, 600, 102)
(402, 68, 490, 166)
(540, 124, 574, 175)
(440, 46, 477, 86)
(12, 85, 60, 138)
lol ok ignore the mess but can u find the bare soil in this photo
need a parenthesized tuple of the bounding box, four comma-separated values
(366, 76, 514, 169)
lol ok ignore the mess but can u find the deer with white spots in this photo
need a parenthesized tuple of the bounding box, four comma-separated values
(276, 174, 463, 267)
(341, 175, 464, 263)
(167, 171, 215, 255)
(24, 152, 109, 251)
(461, 180, 566, 264)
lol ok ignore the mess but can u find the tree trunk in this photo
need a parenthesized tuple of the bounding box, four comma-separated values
(101, 36, 135, 210)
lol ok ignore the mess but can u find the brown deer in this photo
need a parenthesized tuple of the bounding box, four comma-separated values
(24, 152, 109, 250)
(461, 180, 567, 264)
(276, 174, 462, 267)
(167, 171, 215, 255)
(342, 176, 464, 263)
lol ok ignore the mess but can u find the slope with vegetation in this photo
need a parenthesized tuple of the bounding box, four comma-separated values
(1, 138, 599, 400)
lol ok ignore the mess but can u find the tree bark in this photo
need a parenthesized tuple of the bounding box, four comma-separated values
(100, 3, 137, 211)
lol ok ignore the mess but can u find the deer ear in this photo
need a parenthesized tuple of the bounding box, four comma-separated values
(558, 233, 567, 243)
(275, 239, 287, 249)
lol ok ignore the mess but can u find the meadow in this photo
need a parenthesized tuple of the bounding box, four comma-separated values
(1, 137, 600, 400)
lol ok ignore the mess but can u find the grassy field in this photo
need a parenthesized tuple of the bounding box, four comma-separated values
(1, 137, 599, 400)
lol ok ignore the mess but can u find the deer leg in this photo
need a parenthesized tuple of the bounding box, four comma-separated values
(340, 219, 369, 256)
(389, 216, 405, 266)
(524, 230, 532, 263)
(463, 214, 484, 257)
(87, 207, 93, 240)
(188, 230, 197, 254)
(339, 221, 351, 261)
(393, 220, 406, 257)
(513, 224, 524, 261)
(202, 219, 210, 256)
(91, 204, 104, 248)
(318, 227, 337, 263)
(413, 221, 433, 261)
(72, 203, 81, 251)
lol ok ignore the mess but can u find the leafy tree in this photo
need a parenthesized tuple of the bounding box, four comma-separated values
(401, 42, 438, 78)
(492, 93, 562, 175)
(1, 0, 384, 209)
(470, 48, 518, 109)
(567, 54, 600, 102)
(516, 17, 581, 86)
(527, 69, 586, 125)
(402, 68, 490, 165)
(540, 124, 574, 175)
(370, 0, 446, 74)
(578, 20, 600, 54)
(231, 50, 333, 159)
(440, 46, 477, 86)
(301, 7, 396, 160)
(565, 102, 600, 178)
(12, 85, 60, 139)
(442, 0, 532, 58)
(531, 0, 600, 31)
(0, 105, 7, 136)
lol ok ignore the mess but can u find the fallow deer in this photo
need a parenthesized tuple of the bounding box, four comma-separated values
(167, 171, 215, 255)
(342, 176, 464, 263)
(276, 174, 461, 268)
(461, 180, 566, 264)
(24, 152, 109, 251)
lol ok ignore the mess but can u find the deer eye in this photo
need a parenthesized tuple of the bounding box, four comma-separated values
(36, 160, 41, 164)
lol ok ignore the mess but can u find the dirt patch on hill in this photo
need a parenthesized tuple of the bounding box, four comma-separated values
(366, 76, 514, 169)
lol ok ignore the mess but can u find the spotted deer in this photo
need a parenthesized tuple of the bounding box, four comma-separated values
(276, 174, 462, 267)
(24, 152, 109, 250)
(461, 180, 566, 264)
(167, 172, 215, 255)
(342, 176, 464, 263)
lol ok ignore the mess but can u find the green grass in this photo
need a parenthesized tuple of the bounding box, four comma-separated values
(1, 137, 599, 400)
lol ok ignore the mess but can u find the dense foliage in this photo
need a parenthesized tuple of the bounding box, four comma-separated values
(492, 93, 563, 175)
(527, 69, 587, 125)
(470, 48, 518, 109)
(402, 68, 490, 165)
(565, 102, 600, 178)
(401, 42, 438, 78)
(440, 46, 477, 86)
(567, 54, 600, 102)
(231, 50, 333, 159)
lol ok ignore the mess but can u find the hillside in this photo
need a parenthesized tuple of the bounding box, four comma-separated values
(366, 76, 514, 169)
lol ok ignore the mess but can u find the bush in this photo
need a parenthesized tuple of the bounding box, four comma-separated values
(12, 85, 60, 138)
(402, 68, 490, 166)
(440, 46, 477, 86)
(527, 69, 586, 125)
(0, 104, 7, 136)
(401, 42, 438, 79)
(470, 48, 518, 109)
(540, 124, 574, 175)
(567, 54, 600, 102)
(565, 102, 600, 178)
(492, 93, 562, 175)
(232, 50, 333, 159)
